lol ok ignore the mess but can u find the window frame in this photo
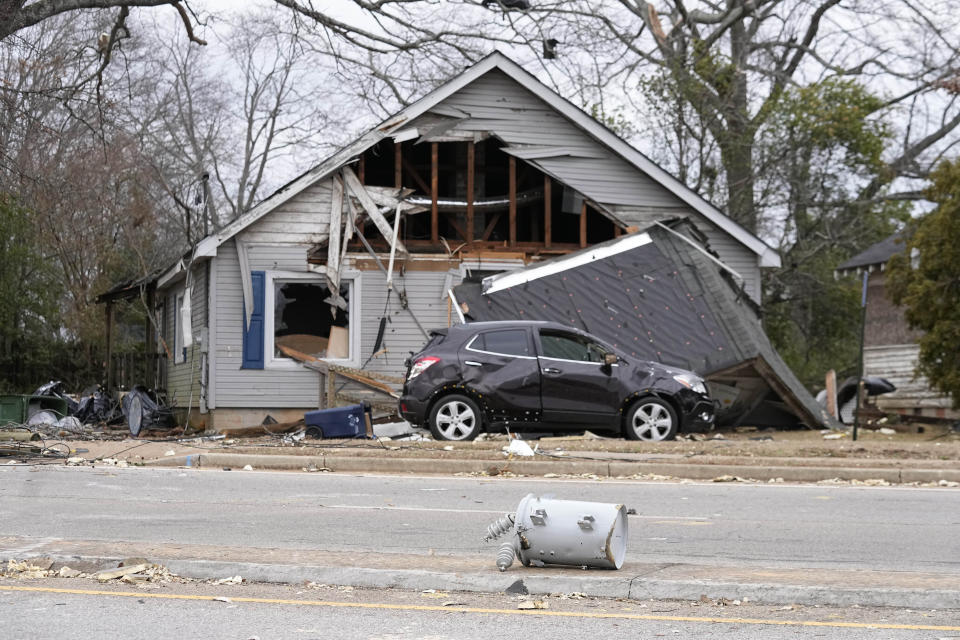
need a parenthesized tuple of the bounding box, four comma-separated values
(537, 330, 612, 365)
(465, 328, 536, 359)
(263, 270, 361, 369)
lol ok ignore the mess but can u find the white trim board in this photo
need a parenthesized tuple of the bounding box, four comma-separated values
(483, 232, 653, 294)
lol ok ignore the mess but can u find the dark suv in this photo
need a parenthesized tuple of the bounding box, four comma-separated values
(399, 320, 714, 441)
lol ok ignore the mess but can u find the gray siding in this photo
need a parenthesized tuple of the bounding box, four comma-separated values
(430, 69, 686, 209)
(164, 262, 207, 409)
(212, 240, 326, 409)
(242, 181, 332, 244)
(211, 177, 336, 409)
(356, 263, 462, 378)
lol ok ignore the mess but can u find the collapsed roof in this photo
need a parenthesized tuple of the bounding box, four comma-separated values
(451, 219, 833, 429)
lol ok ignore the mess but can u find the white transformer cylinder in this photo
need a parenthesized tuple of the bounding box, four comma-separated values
(513, 494, 628, 569)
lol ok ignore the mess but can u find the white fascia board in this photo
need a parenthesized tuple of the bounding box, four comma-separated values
(759, 247, 782, 268)
(391, 128, 419, 143)
(468, 54, 777, 264)
(195, 235, 219, 258)
(483, 232, 652, 294)
(157, 260, 185, 289)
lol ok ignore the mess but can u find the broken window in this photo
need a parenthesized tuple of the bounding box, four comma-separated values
(272, 280, 350, 361)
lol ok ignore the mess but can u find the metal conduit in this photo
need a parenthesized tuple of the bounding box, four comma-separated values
(405, 188, 543, 214)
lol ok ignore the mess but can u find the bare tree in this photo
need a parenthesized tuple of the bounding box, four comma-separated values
(0, 12, 168, 367)
(132, 11, 350, 246)
(270, 1, 960, 235)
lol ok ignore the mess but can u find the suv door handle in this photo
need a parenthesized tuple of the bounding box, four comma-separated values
(542, 367, 561, 374)
(464, 360, 482, 367)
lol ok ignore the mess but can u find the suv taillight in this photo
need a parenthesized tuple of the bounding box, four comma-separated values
(407, 356, 440, 381)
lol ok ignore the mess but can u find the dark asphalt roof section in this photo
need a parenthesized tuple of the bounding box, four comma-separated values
(837, 233, 906, 270)
(452, 219, 831, 428)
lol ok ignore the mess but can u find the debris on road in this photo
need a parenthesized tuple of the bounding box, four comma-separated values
(484, 494, 628, 570)
(213, 576, 243, 585)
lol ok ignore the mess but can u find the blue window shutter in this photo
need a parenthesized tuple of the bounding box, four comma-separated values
(242, 271, 265, 369)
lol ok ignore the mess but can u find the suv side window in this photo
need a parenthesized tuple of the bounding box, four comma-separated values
(540, 330, 608, 363)
(470, 329, 530, 357)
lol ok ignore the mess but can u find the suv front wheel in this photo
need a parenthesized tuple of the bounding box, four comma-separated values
(625, 397, 678, 441)
(428, 394, 482, 441)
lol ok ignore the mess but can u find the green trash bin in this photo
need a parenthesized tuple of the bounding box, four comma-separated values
(0, 394, 69, 427)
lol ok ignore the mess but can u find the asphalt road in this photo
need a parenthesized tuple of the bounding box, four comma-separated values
(1, 465, 959, 574)
(2, 579, 958, 640)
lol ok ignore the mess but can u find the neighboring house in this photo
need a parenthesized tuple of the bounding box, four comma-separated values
(105, 52, 781, 431)
(836, 234, 957, 420)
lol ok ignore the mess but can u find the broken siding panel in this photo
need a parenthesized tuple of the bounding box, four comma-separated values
(357, 266, 460, 377)
(244, 243, 311, 272)
(533, 156, 678, 208)
(212, 240, 323, 409)
(434, 70, 682, 209)
(241, 180, 332, 244)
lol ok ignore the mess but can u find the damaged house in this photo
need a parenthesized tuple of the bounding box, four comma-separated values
(104, 52, 817, 431)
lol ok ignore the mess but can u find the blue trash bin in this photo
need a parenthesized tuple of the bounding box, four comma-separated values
(304, 403, 370, 438)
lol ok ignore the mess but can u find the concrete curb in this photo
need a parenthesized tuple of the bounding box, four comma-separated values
(6, 551, 958, 610)
(143, 452, 960, 484)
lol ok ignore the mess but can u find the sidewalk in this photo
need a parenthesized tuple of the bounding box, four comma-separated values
(2, 535, 956, 609)
(138, 449, 960, 484)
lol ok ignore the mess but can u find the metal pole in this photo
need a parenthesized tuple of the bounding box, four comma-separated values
(853, 271, 869, 441)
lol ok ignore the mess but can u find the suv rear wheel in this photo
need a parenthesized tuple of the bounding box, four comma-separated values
(625, 397, 678, 441)
(429, 394, 482, 441)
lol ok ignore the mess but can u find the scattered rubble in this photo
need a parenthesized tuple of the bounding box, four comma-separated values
(2, 558, 181, 584)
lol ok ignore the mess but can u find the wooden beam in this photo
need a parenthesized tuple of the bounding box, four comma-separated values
(394, 142, 402, 189)
(482, 212, 503, 241)
(579, 201, 587, 248)
(508, 156, 517, 247)
(444, 213, 468, 242)
(401, 155, 430, 193)
(544, 175, 551, 249)
(327, 175, 343, 291)
(466, 141, 475, 243)
(431, 142, 439, 245)
(358, 154, 365, 184)
(342, 166, 407, 253)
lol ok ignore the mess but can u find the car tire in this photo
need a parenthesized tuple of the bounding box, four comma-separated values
(429, 394, 482, 441)
(625, 397, 678, 441)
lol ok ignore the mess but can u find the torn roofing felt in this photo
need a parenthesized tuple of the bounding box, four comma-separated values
(451, 219, 833, 428)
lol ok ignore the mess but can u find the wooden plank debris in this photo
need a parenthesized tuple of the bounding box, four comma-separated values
(277, 344, 402, 397)
(342, 166, 407, 254)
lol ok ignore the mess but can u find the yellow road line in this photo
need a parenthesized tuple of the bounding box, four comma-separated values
(1, 585, 958, 631)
